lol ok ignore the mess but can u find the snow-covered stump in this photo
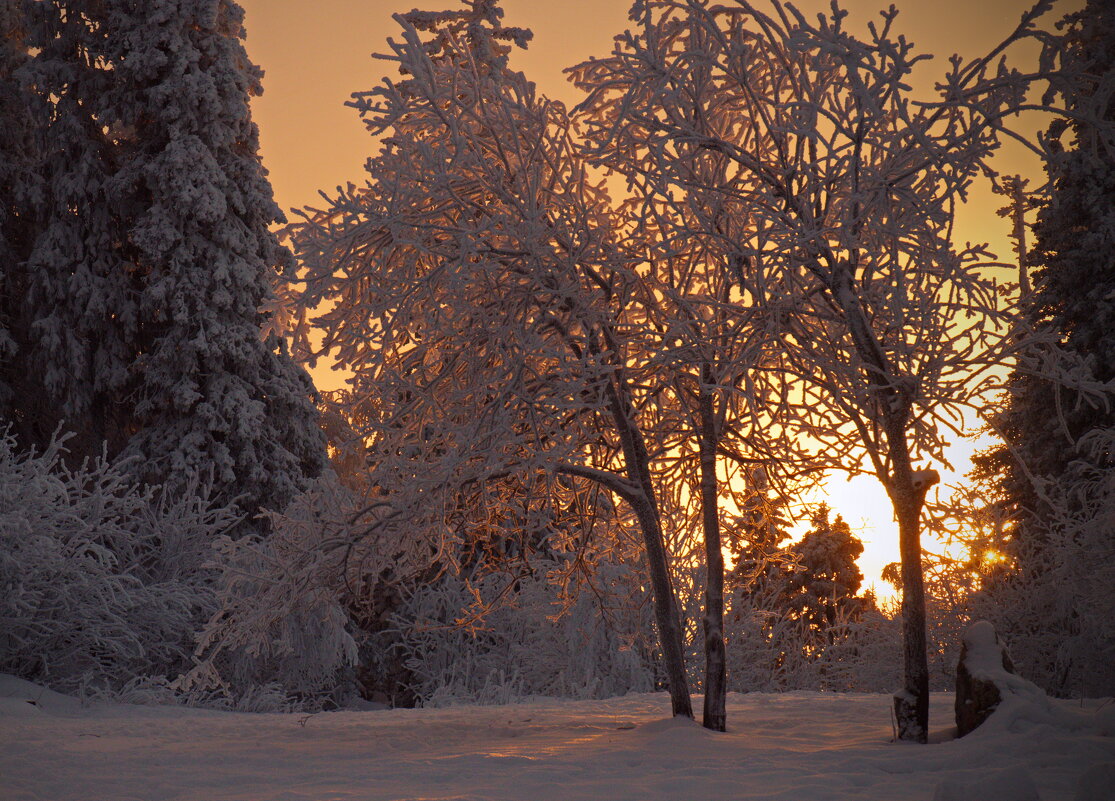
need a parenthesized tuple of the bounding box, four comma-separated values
(893, 690, 922, 742)
(955, 621, 1017, 737)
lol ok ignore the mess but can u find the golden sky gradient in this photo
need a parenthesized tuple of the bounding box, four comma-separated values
(236, 0, 1071, 594)
(239, 0, 1055, 243)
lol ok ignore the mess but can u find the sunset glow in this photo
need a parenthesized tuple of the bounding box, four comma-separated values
(237, 0, 1050, 595)
(4, 0, 1112, 781)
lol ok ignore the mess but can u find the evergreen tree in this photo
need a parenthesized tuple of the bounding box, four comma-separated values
(20, 0, 132, 456)
(0, 0, 42, 425)
(783, 505, 865, 633)
(727, 480, 792, 590)
(970, 0, 1115, 696)
(732, 502, 865, 635)
(977, 0, 1115, 548)
(17, 0, 324, 513)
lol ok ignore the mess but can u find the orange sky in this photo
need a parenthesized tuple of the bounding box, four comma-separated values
(239, 0, 1056, 241)
(236, 0, 1073, 595)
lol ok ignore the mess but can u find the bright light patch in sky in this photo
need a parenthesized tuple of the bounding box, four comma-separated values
(236, 0, 1056, 597)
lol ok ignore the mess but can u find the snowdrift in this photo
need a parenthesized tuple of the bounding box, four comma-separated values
(1, 674, 1112, 801)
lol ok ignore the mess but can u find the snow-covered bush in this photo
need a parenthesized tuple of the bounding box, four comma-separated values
(971, 431, 1115, 698)
(182, 474, 371, 709)
(392, 561, 658, 706)
(0, 430, 236, 696)
(723, 585, 903, 694)
(185, 460, 662, 710)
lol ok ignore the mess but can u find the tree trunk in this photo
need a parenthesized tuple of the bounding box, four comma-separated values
(605, 376, 693, 719)
(893, 488, 930, 743)
(884, 424, 936, 743)
(630, 494, 694, 719)
(835, 268, 933, 742)
(698, 375, 726, 731)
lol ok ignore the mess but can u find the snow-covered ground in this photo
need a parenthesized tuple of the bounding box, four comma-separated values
(2, 675, 1113, 801)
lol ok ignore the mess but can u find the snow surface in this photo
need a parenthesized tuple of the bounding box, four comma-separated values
(2, 675, 1113, 801)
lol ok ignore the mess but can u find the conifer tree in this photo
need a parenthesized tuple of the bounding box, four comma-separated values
(968, 0, 1115, 696)
(20, 0, 130, 455)
(731, 503, 865, 635)
(18, 0, 324, 513)
(979, 0, 1115, 544)
(784, 506, 865, 633)
(727, 481, 792, 589)
(0, 0, 38, 418)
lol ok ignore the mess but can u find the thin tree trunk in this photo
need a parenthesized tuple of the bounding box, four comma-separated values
(554, 462, 691, 719)
(698, 375, 727, 731)
(893, 490, 930, 743)
(605, 376, 693, 719)
(630, 494, 694, 719)
(835, 269, 933, 742)
(884, 422, 935, 743)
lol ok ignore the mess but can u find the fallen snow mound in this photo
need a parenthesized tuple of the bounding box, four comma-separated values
(0, 674, 84, 717)
(960, 621, 1098, 738)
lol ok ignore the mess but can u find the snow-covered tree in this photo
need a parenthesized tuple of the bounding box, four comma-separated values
(725, 553, 896, 694)
(571, 0, 1086, 741)
(1026, 1, 1115, 464)
(959, 0, 1115, 700)
(287, 1, 695, 717)
(107, 0, 326, 512)
(727, 476, 793, 582)
(0, 0, 39, 419)
(17, 0, 128, 455)
(978, 0, 1115, 551)
(782, 505, 865, 635)
(725, 502, 871, 682)
(17, 0, 324, 514)
(602, 68, 808, 728)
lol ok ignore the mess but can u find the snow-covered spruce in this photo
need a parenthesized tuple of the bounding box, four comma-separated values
(17, 0, 324, 514)
(0, 0, 41, 417)
(971, 0, 1115, 701)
